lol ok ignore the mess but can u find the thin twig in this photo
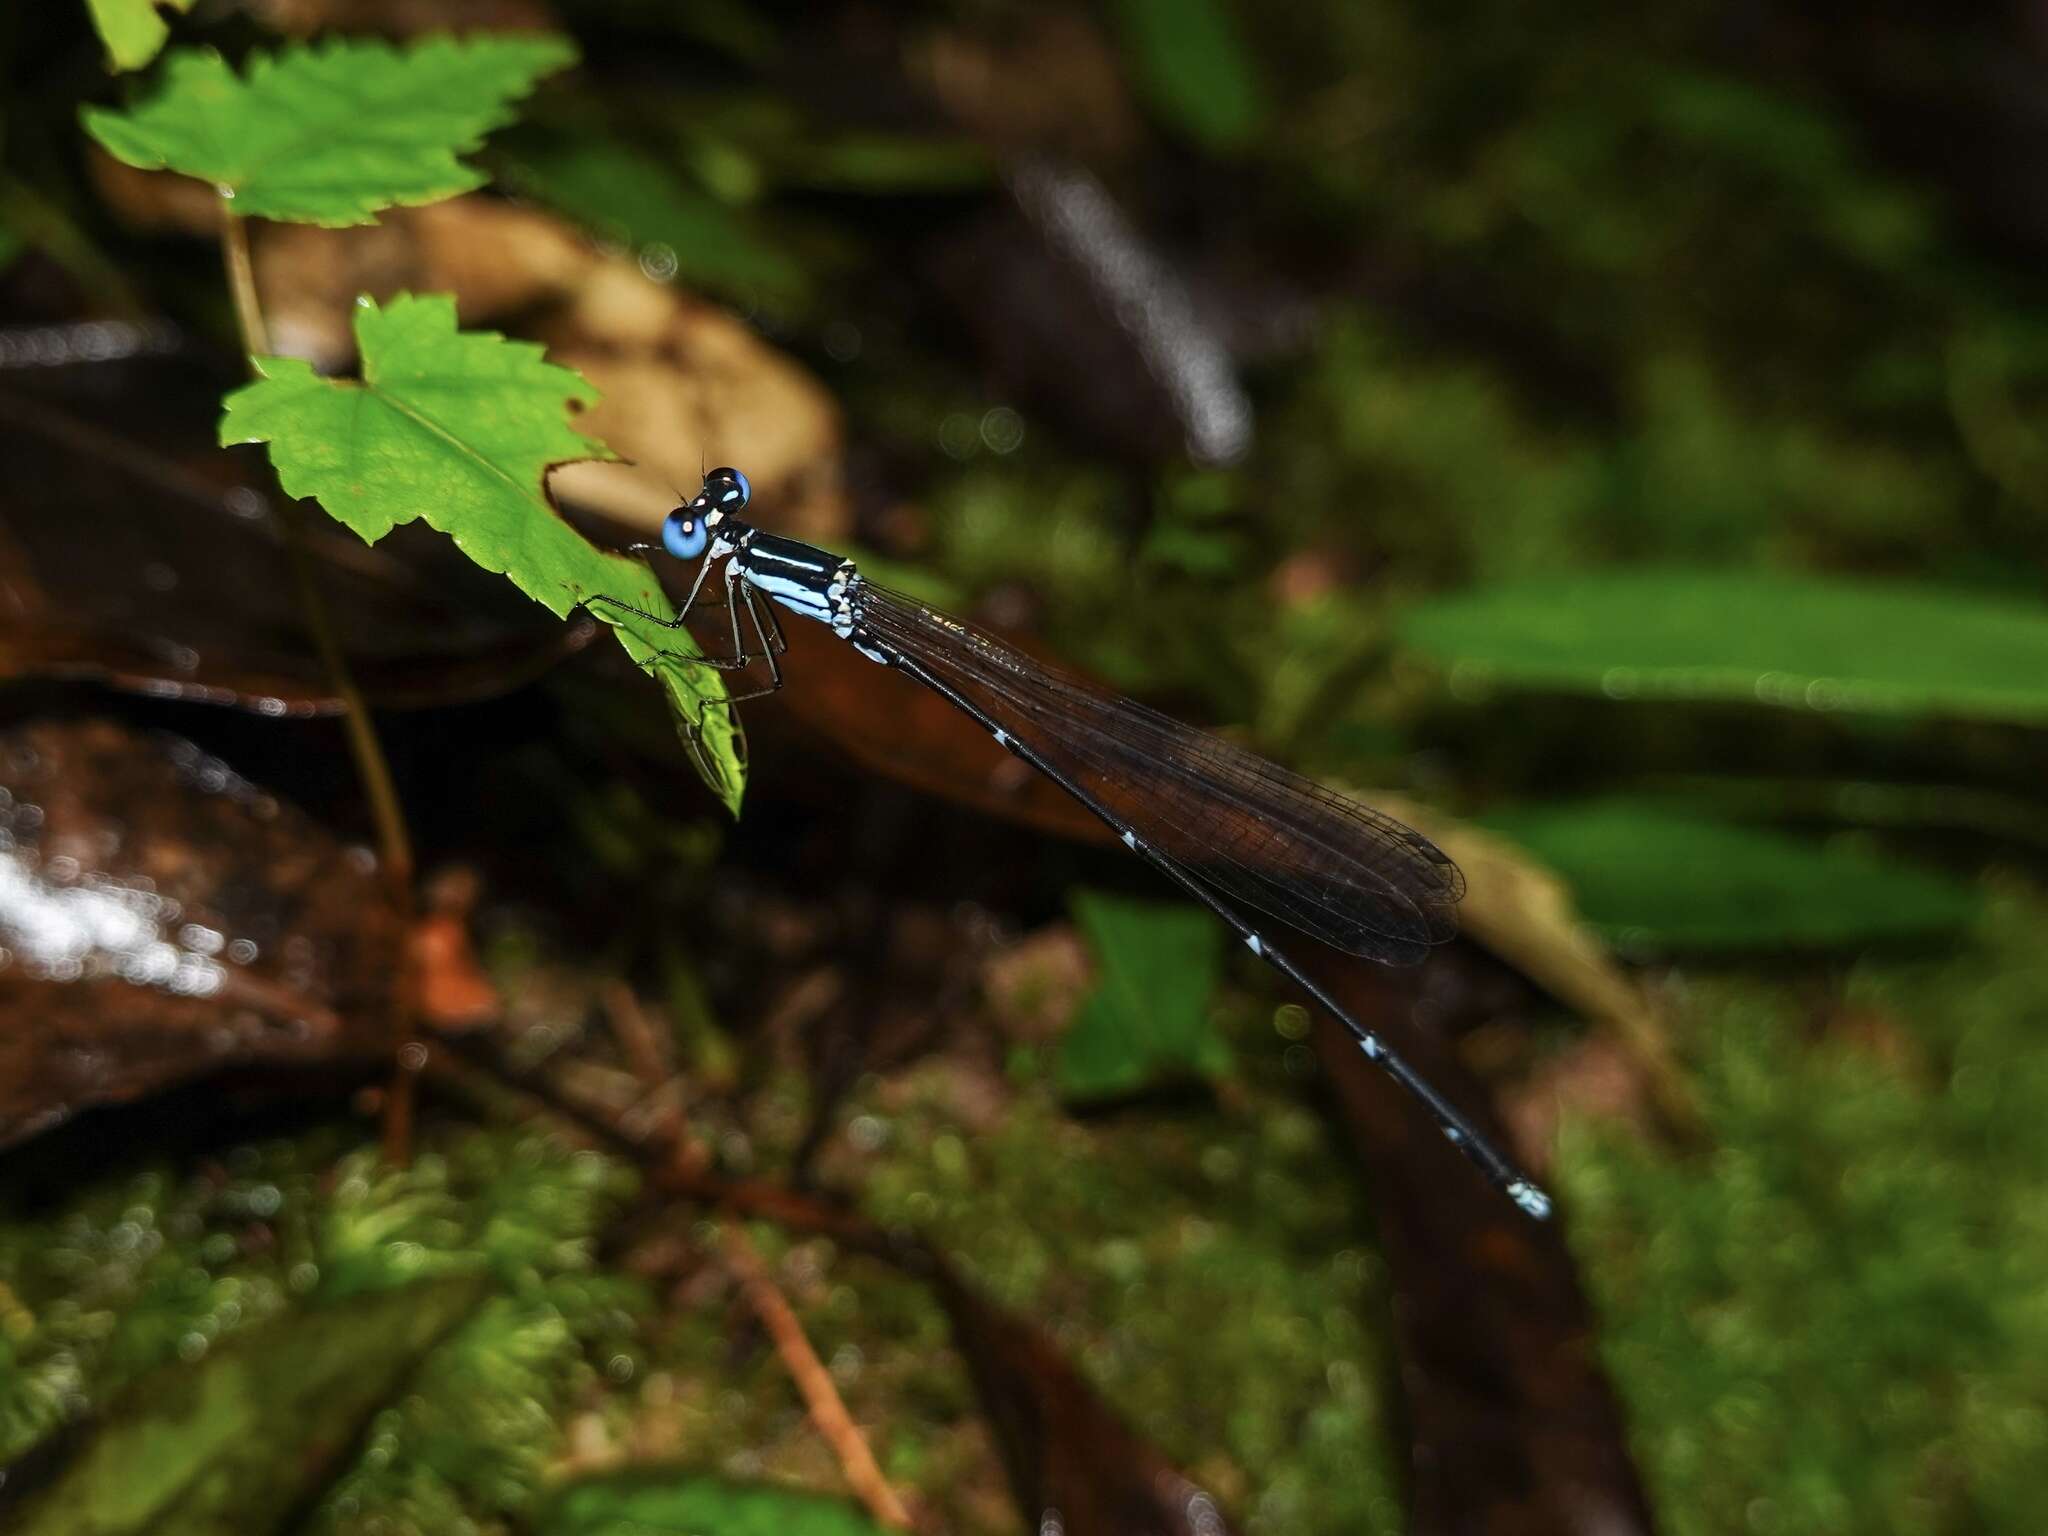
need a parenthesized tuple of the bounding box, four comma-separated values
(427, 1032, 933, 1511)
(597, 984, 905, 1518)
(720, 1221, 914, 1531)
(220, 201, 422, 1162)
(600, 980, 711, 1178)
(430, 1032, 916, 1259)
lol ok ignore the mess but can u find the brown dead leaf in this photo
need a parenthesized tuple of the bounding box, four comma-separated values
(910, 10, 1142, 162)
(87, 148, 221, 237)
(0, 378, 595, 717)
(250, 199, 590, 366)
(0, 720, 399, 1147)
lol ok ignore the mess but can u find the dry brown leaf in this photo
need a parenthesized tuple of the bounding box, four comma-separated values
(87, 147, 221, 236)
(251, 199, 592, 365)
(910, 10, 1141, 162)
(0, 721, 399, 1146)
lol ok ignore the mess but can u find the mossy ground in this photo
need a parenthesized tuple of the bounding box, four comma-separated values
(12, 889, 2042, 1533)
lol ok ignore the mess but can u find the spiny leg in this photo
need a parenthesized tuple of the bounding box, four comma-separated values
(629, 579, 782, 704)
(710, 566, 785, 705)
(720, 584, 785, 704)
(585, 545, 721, 630)
(755, 585, 788, 656)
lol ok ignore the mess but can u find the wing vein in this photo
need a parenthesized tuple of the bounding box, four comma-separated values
(855, 583, 1462, 964)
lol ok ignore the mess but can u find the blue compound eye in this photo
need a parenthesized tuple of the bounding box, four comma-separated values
(661, 510, 709, 560)
(705, 466, 751, 509)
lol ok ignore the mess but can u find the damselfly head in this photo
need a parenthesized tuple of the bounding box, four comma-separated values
(702, 466, 752, 510)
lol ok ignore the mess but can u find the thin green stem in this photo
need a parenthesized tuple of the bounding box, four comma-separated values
(220, 202, 422, 1161)
(219, 210, 271, 357)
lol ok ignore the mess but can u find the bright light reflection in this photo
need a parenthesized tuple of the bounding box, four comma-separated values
(0, 851, 226, 997)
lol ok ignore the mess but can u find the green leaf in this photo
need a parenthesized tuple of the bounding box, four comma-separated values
(782, 133, 994, 193)
(1058, 890, 1227, 1100)
(1399, 569, 2048, 724)
(537, 1470, 892, 1536)
(1108, 0, 1269, 152)
(81, 35, 575, 226)
(498, 135, 808, 305)
(7, 1278, 485, 1536)
(1479, 798, 1978, 952)
(83, 0, 195, 73)
(219, 292, 744, 812)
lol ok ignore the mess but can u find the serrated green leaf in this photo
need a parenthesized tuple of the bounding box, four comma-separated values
(537, 1470, 892, 1536)
(1399, 569, 2048, 724)
(1108, 0, 1268, 152)
(7, 1277, 485, 1536)
(83, 0, 195, 73)
(81, 35, 575, 226)
(1058, 890, 1227, 1100)
(1479, 798, 1977, 952)
(218, 293, 743, 812)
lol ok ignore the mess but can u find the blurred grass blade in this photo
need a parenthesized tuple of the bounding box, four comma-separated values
(1399, 569, 2048, 724)
(1480, 798, 1977, 952)
(498, 135, 808, 305)
(1058, 890, 1227, 1099)
(783, 133, 994, 193)
(538, 1472, 892, 1535)
(1108, 0, 1268, 152)
(84, 0, 195, 72)
(82, 35, 575, 226)
(219, 292, 743, 811)
(7, 1278, 485, 1536)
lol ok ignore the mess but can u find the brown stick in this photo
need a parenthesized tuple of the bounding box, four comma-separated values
(720, 1221, 913, 1531)
(432, 1031, 912, 1255)
(432, 1024, 913, 1523)
(599, 980, 709, 1178)
(598, 982, 905, 1516)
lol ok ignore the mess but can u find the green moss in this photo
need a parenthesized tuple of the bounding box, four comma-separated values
(0, 1124, 638, 1530)
(1562, 886, 2048, 1534)
(849, 1007, 1405, 1536)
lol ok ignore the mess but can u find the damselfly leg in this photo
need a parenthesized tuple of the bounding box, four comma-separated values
(586, 557, 787, 706)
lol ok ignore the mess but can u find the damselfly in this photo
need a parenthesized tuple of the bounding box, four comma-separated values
(590, 468, 1551, 1220)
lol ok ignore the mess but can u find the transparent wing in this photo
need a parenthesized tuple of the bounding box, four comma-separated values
(855, 584, 1463, 965)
